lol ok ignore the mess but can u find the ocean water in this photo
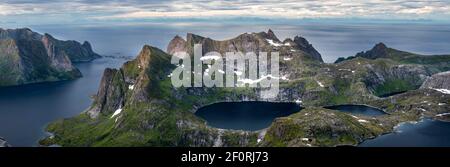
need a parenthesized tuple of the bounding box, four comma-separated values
(1, 22, 450, 146)
(360, 119, 450, 147)
(28, 22, 450, 63)
(0, 58, 126, 146)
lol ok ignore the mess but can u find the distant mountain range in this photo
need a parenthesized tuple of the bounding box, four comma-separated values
(0, 28, 100, 87)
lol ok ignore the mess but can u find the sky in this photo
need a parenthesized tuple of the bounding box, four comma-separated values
(1, 0, 450, 27)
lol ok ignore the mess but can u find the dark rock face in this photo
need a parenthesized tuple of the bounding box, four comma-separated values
(0, 137, 10, 147)
(363, 64, 429, 93)
(293, 36, 323, 62)
(87, 68, 125, 118)
(167, 29, 324, 63)
(43, 33, 100, 62)
(166, 35, 187, 55)
(88, 45, 174, 118)
(355, 43, 389, 59)
(0, 28, 100, 86)
(421, 71, 450, 90)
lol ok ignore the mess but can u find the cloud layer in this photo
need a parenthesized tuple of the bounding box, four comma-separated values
(1, 0, 450, 25)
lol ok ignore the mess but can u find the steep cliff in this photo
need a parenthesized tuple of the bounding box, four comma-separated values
(0, 28, 100, 86)
(421, 71, 450, 90)
(168, 29, 323, 63)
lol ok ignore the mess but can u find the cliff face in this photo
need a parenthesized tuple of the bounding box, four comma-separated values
(421, 71, 450, 90)
(42, 31, 450, 147)
(168, 29, 323, 62)
(0, 28, 100, 86)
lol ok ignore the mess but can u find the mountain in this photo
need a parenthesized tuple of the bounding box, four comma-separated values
(335, 43, 450, 71)
(41, 30, 450, 147)
(168, 29, 323, 62)
(0, 28, 100, 86)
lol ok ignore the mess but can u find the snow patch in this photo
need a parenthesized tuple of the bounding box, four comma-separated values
(128, 85, 134, 90)
(436, 113, 450, 117)
(200, 55, 221, 61)
(358, 119, 369, 123)
(295, 99, 302, 104)
(237, 75, 279, 84)
(111, 108, 123, 118)
(218, 69, 225, 74)
(316, 80, 324, 87)
(301, 138, 309, 142)
(234, 71, 243, 76)
(438, 103, 446, 106)
(283, 57, 292, 61)
(266, 39, 282, 47)
(432, 88, 450, 94)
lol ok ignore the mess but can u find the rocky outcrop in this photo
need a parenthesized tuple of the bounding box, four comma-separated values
(421, 71, 450, 90)
(167, 29, 323, 63)
(0, 28, 100, 86)
(0, 137, 10, 147)
(87, 68, 125, 118)
(363, 63, 429, 96)
(87, 45, 174, 118)
(293, 36, 323, 62)
(262, 108, 385, 147)
(42, 33, 100, 62)
(355, 43, 389, 59)
(166, 35, 187, 55)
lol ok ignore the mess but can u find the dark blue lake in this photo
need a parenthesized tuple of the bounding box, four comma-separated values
(324, 105, 386, 116)
(195, 102, 302, 131)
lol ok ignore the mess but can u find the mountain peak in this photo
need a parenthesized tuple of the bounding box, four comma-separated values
(167, 35, 187, 55)
(267, 29, 275, 37)
(355, 42, 389, 59)
(373, 42, 387, 50)
(166, 30, 323, 62)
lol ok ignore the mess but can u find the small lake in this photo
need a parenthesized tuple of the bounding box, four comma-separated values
(360, 119, 450, 147)
(195, 102, 302, 131)
(378, 91, 407, 98)
(324, 105, 386, 116)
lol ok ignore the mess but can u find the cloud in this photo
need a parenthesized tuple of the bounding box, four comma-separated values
(1, 0, 450, 24)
